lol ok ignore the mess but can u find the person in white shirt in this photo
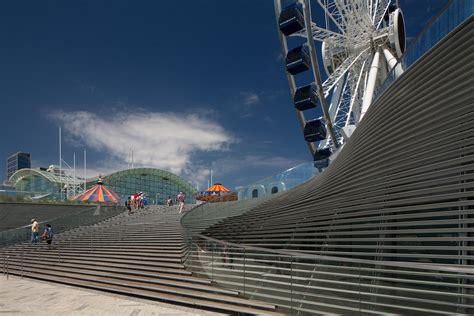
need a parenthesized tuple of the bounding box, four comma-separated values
(31, 219, 39, 244)
(176, 192, 185, 213)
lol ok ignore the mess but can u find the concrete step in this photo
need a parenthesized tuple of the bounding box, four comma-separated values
(6, 268, 280, 315)
(5, 257, 209, 284)
(6, 245, 185, 256)
(53, 240, 186, 245)
(8, 265, 239, 296)
(2, 249, 183, 263)
(3, 251, 185, 269)
(6, 256, 191, 275)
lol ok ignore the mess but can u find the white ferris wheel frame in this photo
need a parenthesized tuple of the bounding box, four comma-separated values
(275, 0, 406, 159)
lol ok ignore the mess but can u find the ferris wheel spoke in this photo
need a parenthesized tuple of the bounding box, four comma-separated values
(373, 0, 391, 29)
(322, 48, 369, 98)
(291, 22, 347, 44)
(334, 74, 353, 125)
(315, 0, 346, 34)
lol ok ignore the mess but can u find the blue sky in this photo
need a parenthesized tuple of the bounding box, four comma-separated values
(0, 0, 447, 189)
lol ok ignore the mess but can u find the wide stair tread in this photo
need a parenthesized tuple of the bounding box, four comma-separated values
(2, 249, 182, 262)
(6, 246, 185, 256)
(7, 269, 281, 315)
(6, 258, 210, 284)
(6, 256, 191, 275)
(8, 265, 237, 295)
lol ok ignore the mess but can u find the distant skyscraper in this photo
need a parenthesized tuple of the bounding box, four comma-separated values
(6, 151, 31, 180)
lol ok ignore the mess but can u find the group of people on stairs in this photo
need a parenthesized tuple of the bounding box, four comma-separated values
(30, 219, 54, 249)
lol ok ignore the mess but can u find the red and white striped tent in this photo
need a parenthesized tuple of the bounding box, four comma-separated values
(70, 176, 120, 205)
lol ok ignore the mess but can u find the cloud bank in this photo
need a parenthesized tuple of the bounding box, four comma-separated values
(50, 110, 235, 177)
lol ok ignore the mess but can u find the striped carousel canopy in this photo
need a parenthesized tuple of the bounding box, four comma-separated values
(70, 176, 120, 204)
(194, 183, 237, 203)
(206, 183, 231, 192)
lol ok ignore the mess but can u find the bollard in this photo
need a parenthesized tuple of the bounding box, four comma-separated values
(21, 252, 24, 278)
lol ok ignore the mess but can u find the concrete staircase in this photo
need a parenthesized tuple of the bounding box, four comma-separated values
(1, 206, 281, 315)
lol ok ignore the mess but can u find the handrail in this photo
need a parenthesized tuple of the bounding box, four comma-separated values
(2, 251, 26, 279)
(190, 232, 474, 275)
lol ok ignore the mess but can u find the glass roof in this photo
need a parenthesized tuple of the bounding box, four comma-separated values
(11, 167, 196, 192)
(10, 168, 84, 185)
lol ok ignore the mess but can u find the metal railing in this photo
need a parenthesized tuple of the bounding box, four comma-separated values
(182, 232, 474, 315)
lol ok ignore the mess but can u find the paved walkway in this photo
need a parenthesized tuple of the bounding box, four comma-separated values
(0, 276, 226, 316)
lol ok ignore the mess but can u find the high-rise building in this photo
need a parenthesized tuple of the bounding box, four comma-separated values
(6, 151, 31, 180)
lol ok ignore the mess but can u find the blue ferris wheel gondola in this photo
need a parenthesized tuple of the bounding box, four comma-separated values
(294, 83, 318, 111)
(314, 148, 332, 161)
(314, 147, 332, 169)
(286, 45, 311, 75)
(278, 2, 305, 36)
(304, 119, 327, 142)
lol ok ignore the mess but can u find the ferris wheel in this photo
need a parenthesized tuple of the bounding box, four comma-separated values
(275, 0, 406, 166)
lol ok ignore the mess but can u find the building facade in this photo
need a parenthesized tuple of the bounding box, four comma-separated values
(8, 167, 196, 204)
(6, 152, 31, 180)
(102, 168, 196, 204)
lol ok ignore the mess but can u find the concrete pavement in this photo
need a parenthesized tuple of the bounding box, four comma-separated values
(0, 276, 227, 316)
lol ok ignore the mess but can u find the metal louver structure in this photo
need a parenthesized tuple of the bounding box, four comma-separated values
(182, 5, 474, 314)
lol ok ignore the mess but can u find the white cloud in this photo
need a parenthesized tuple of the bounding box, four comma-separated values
(242, 92, 260, 106)
(50, 110, 235, 177)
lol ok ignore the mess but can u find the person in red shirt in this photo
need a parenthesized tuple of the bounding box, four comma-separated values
(133, 192, 139, 209)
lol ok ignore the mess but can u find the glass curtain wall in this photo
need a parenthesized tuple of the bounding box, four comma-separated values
(100, 168, 196, 205)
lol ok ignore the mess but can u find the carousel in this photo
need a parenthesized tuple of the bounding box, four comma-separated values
(70, 175, 121, 205)
(194, 183, 238, 203)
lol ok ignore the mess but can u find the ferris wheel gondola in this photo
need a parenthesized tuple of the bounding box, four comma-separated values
(275, 0, 406, 167)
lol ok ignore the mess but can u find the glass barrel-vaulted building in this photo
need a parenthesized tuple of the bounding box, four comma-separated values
(102, 168, 195, 204)
(9, 167, 196, 204)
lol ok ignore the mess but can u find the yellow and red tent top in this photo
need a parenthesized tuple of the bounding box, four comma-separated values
(206, 183, 231, 192)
